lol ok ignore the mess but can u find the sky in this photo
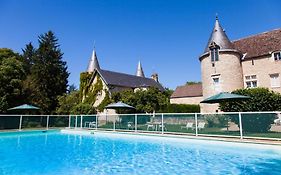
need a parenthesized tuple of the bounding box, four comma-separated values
(0, 0, 281, 89)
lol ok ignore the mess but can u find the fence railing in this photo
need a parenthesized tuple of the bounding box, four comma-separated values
(1, 112, 281, 140)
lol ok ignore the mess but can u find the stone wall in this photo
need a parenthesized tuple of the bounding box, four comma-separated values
(170, 96, 203, 105)
(200, 51, 244, 112)
(242, 54, 281, 93)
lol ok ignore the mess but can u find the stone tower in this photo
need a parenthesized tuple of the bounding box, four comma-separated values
(199, 17, 244, 112)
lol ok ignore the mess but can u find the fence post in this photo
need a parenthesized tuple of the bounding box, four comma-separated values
(46, 115, 49, 130)
(68, 115, 71, 128)
(239, 112, 243, 139)
(113, 115, 116, 131)
(95, 115, 98, 130)
(19, 115, 22, 131)
(135, 114, 137, 132)
(195, 113, 198, 136)
(161, 113, 164, 134)
(75, 115, 78, 129)
(80, 115, 83, 129)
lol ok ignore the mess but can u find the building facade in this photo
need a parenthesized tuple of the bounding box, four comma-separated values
(171, 17, 281, 112)
(80, 50, 164, 110)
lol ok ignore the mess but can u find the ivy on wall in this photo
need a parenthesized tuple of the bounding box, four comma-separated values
(80, 72, 103, 105)
(80, 72, 92, 99)
(97, 90, 112, 112)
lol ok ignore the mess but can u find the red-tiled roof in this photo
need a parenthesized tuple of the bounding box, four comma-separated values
(171, 84, 203, 98)
(233, 28, 281, 59)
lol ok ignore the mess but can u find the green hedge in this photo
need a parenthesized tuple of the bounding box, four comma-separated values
(159, 104, 200, 113)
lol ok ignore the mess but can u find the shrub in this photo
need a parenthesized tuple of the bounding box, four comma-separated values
(220, 88, 281, 132)
(230, 113, 276, 133)
(159, 104, 200, 113)
(70, 103, 96, 115)
(204, 114, 228, 128)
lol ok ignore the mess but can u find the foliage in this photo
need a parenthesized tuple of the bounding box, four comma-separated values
(186, 81, 201, 85)
(112, 87, 170, 113)
(82, 75, 103, 105)
(56, 91, 80, 114)
(0, 48, 26, 113)
(70, 103, 96, 115)
(219, 88, 281, 112)
(68, 84, 77, 93)
(220, 88, 281, 132)
(22, 31, 69, 114)
(159, 104, 200, 113)
(97, 90, 112, 112)
(204, 114, 228, 128)
(80, 72, 93, 98)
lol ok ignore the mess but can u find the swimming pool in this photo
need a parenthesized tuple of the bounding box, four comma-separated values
(0, 130, 281, 175)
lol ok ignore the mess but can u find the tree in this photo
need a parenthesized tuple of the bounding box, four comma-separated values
(24, 31, 69, 113)
(56, 91, 80, 114)
(112, 88, 170, 113)
(0, 48, 26, 113)
(186, 81, 201, 85)
(219, 88, 281, 132)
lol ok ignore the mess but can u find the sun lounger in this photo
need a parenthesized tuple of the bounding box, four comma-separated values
(181, 122, 194, 130)
(88, 122, 96, 128)
(198, 122, 205, 130)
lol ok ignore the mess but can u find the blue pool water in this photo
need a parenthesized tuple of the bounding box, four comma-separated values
(0, 130, 281, 175)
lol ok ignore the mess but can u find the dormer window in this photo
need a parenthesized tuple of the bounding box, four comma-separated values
(273, 51, 281, 61)
(209, 42, 220, 63)
(211, 48, 219, 62)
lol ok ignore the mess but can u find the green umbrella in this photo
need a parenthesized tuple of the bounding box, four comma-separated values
(200, 92, 250, 104)
(8, 104, 40, 111)
(105, 101, 135, 109)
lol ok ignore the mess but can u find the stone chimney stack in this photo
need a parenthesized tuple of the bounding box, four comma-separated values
(151, 73, 159, 82)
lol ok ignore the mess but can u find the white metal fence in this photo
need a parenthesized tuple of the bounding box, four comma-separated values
(1, 112, 281, 140)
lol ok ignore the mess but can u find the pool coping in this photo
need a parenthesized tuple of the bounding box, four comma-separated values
(61, 128, 281, 146)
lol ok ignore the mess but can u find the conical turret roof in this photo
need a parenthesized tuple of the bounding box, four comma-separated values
(203, 17, 234, 53)
(136, 61, 145, 77)
(87, 49, 100, 72)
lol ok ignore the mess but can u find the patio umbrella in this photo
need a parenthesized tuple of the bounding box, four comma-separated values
(200, 92, 250, 104)
(105, 102, 135, 125)
(105, 101, 135, 109)
(8, 104, 40, 111)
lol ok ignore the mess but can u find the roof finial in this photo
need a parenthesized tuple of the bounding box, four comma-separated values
(215, 13, 218, 20)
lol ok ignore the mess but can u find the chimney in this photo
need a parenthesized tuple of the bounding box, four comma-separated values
(151, 73, 159, 82)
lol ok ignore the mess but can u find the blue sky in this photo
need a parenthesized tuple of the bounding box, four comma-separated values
(0, 0, 281, 89)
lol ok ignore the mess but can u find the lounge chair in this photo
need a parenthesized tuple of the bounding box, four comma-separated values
(88, 122, 96, 128)
(158, 123, 167, 131)
(181, 122, 194, 130)
(198, 122, 205, 130)
(146, 122, 155, 131)
(127, 122, 134, 130)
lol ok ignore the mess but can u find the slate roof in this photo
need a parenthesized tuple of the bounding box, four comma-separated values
(87, 49, 100, 72)
(204, 17, 235, 53)
(171, 84, 203, 98)
(97, 69, 165, 91)
(233, 28, 281, 59)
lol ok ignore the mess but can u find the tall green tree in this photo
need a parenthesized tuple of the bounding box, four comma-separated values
(24, 31, 69, 113)
(0, 48, 26, 113)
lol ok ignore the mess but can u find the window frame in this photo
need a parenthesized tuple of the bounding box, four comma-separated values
(270, 73, 280, 88)
(244, 75, 258, 88)
(273, 51, 281, 61)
